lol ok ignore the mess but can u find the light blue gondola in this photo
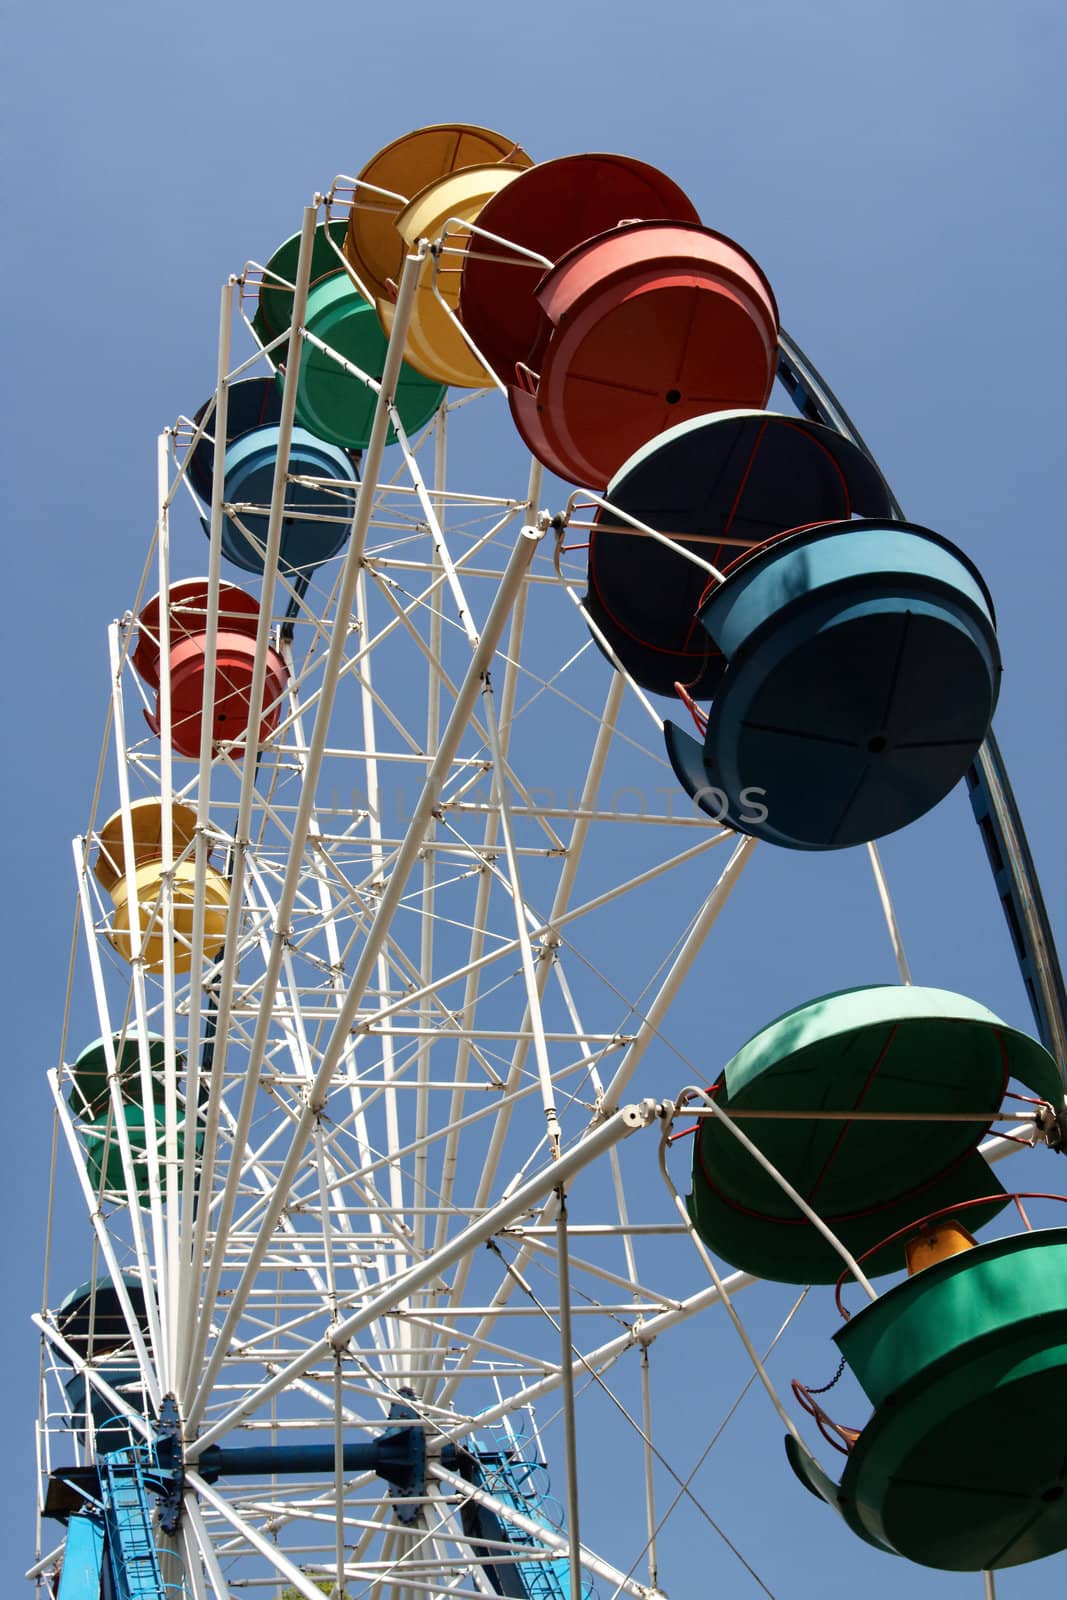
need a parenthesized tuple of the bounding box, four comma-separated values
(209, 424, 359, 579)
(665, 519, 1000, 849)
(189, 373, 359, 579)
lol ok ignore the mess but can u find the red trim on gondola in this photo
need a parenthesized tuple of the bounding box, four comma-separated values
(694, 1027, 1011, 1232)
(834, 1188, 1067, 1319)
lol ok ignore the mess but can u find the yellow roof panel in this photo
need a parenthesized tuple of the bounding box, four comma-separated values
(93, 799, 200, 893)
(387, 165, 526, 388)
(345, 123, 531, 304)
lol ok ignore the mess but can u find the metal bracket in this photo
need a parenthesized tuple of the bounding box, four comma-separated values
(376, 1388, 426, 1524)
(154, 1393, 185, 1534)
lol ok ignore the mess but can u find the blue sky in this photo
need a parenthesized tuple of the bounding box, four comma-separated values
(4, 3, 1065, 1596)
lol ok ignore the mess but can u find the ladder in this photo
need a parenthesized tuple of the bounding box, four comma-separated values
(482, 1452, 572, 1600)
(99, 1449, 170, 1600)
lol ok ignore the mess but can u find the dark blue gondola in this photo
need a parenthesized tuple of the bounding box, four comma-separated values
(587, 410, 894, 697)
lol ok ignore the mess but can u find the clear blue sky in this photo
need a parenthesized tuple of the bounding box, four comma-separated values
(4, 3, 1065, 1596)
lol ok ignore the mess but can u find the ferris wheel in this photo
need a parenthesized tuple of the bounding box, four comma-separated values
(31, 124, 1067, 1600)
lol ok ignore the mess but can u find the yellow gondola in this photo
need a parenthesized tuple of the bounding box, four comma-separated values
(92, 799, 229, 973)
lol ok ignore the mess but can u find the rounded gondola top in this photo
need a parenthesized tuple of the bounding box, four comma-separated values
(211, 425, 360, 577)
(69, 1032, 171, 1119)
(93, 799, 201, 893)
(514, 221, 779, 487)
(253, 220, 353, 355)
(458, 152, 700, 385)
(297, 277, 446, 448)
(134, 580, 289, 759)
(252, 219, 447, 450)
(56, 1275, 149, 1359)
(92, 799, 229, 974)
(790, 1228, 1067, 1569)
(187, 377, 283, 504)
(133, 578, 261, 688)
(688, 984, 1060, 1283)
(344, 122, 532, 306)
(56, 1275, 151, 1440)
(588, 409, 896, 698)
(665, 518, 1001, 849)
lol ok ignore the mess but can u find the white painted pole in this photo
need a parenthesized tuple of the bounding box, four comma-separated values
(598, 836, 756, 1113)
(177, 276, 234, 1390)
(669, 1085, 878, 1301)
(105, 621, 171, 1371)
(70, 832, 164, 1395)
(555, 1189, 583, 1600)
(187, 1473, 331, 1600)
(483, 682, 561, 1156)
(155, 428, 183, 1390)
(640, 1344, 659, 1592)
(867, 839, 912, 984)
